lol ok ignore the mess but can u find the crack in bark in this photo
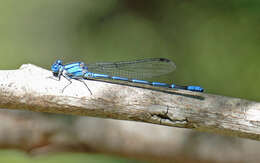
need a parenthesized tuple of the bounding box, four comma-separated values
(158, 106, 169, 124)
(150, 106, 188, 126)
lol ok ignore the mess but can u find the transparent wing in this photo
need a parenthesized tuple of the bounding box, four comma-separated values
(86, 58, 176, 79)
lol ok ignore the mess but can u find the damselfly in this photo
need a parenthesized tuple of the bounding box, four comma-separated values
(51, 58, 204, 94)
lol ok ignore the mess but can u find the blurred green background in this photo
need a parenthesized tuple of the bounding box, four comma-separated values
(0, 150, 142, 163)
(0, 0, 259, 162)
(0, 0, 259, 100)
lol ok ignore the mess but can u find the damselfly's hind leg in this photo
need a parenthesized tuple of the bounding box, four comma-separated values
(77, 79, 93, 95)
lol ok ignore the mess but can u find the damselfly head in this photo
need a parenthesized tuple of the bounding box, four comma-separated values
(56, 60, 63, 65)
(51, 60, 63, 77)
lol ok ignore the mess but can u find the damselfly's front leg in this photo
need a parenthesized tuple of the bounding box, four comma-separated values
(61, 74, 73, 93)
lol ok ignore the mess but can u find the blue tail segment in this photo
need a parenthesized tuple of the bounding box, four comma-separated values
(51, 58, 204, 92)
(186, 86, 204, 92)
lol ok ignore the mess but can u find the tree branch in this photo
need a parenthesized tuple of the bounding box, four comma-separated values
(1, 109, 259, 163)
(0, 64, 259, 140)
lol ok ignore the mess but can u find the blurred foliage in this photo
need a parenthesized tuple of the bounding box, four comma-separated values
(0, 150, 142, 163)
(0, 0, 259, 162)
(0, 0, 259, 100)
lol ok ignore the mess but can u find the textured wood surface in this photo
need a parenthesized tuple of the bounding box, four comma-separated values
(0, 64, 259, 140)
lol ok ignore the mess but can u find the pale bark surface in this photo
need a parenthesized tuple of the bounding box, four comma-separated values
(0, 64, 259, 140)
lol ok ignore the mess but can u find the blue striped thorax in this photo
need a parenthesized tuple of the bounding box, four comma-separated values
(51, 60, 88, 78)
(63, 62, 86, 78)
